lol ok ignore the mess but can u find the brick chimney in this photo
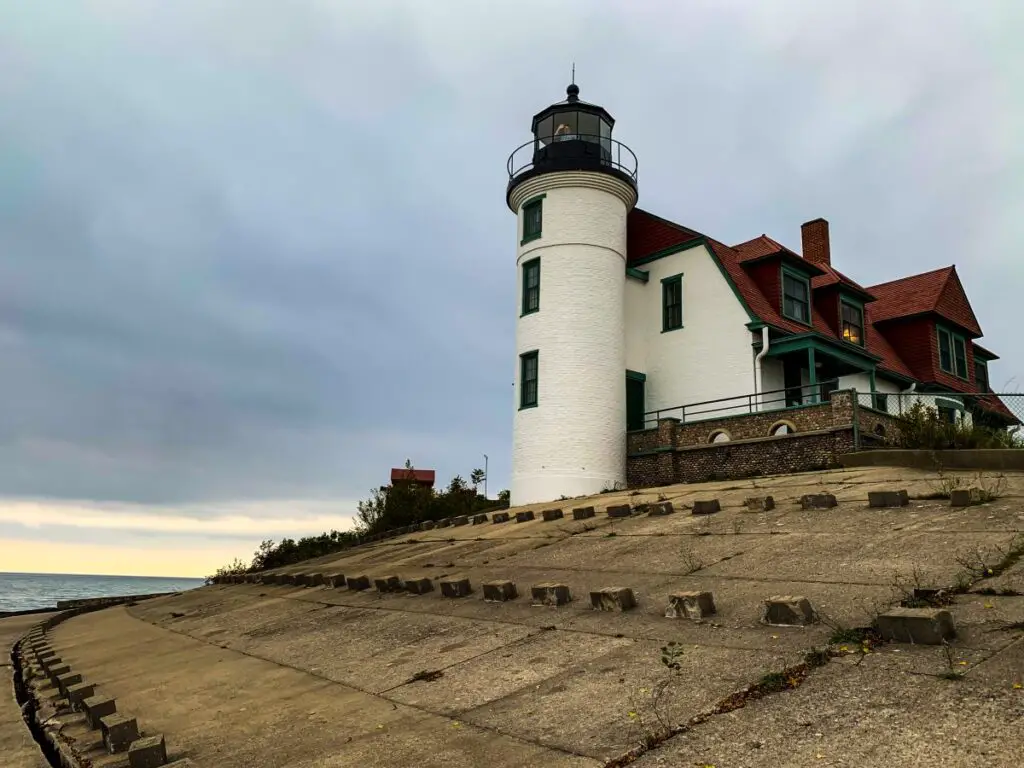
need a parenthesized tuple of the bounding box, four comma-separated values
(801, 218, 831, 267)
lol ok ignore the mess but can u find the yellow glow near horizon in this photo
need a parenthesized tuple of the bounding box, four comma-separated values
(0, 538, 261, 579)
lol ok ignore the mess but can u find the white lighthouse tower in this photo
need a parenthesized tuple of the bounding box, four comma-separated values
(507, 83, 639, 505)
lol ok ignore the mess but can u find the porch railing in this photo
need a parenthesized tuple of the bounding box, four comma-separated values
(642, 379, 840, 430)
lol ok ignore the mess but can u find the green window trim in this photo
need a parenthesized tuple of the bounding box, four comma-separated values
(839, 297, 865, 347)
(519, 350, 538, 409)
(937, 326, 968, 379)
(781, 266, 811, 326)
(521, 257, 540, 316)
(975, 359, 990, 392)
(520, 194, 544, 245)
(661, 273, 683, 332)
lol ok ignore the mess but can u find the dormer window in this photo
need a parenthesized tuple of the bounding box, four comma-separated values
(782, 268, 811, 324)
(840, 299, 864, 346)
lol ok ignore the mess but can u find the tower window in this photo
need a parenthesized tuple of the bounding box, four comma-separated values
(520, 351, 538, 409)
(522, 197, 543, 244)
(522, 258, 540, 315)
(662, 274, 683, 332)
(840, 300, 864, 346)
(782, 269, 810, 324)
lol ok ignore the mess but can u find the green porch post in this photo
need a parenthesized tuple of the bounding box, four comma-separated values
(807, 346, 817, 403)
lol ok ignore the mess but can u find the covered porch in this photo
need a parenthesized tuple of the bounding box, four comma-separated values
(759, 333, 883, 409)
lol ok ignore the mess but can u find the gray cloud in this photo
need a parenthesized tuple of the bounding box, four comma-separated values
(0, 0, 1020, 527)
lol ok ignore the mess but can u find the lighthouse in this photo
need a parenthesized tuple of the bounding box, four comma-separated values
(506, 83, 639, 505)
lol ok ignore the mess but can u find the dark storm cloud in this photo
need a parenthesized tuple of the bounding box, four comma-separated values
(0, 0, 1019, 519)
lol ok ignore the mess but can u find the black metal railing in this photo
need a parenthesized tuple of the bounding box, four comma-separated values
(641, 380, 841, 430)
(507, 135, 638, 186)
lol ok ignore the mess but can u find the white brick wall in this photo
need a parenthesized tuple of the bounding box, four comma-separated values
(511, 173, 634, 505)
(625, 244, 756, 420)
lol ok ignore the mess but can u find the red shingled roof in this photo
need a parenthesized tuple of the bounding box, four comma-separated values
(867, 266, 981, 336)
(390, 468, 435, 486)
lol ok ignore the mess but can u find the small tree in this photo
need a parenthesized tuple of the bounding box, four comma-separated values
(470, 468, 485, 493)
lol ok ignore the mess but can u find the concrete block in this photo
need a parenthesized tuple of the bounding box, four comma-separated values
(306, 573, 324, 586)
(950, 488, 984, 507)
(492, 512, 510, 524)
(452, 515, 469, 527)
(531, 583, 572, 606)
(665, 591, 716, 620)
(36, 649, 57, 661)
(648, 502, 675, 516)
(279, 573, 296, 586)
(606, 504, 631, 518)
(293, 573, 310, 587)
(421, 520, 437, 530)
(438, 518, 452, 528)
(374, 575, 402, 593)
(404, 577, 434, 594)
(261, 573, 278, 585)
(876, 607, 956, 645)
(440, 578, 472, 598)
(67, 682, 96, 710)
(542, 508, 564, 522)
(590, 587, 637, 612)
(56, 671, 82, 695)
(408, 522, 422, 532)
(48, 664, 70, 683)
(83, 695, 117, 729)
(128, 734, 168, 767)
(324, 573, 345, 588)
(101, 713, 140, 754)
(471, 513, 488, 525)
(761, 596, 816, 626)
(868, 490, 909, 508)
(482, 580, 517, 602)
(745, 496, 775, 512)
(800, 493, 837, 510)
(691, 499, 721, 515)
(572, 506, 595, 520)
(346, 575, 371, 591)
(515, 510, 535, 523)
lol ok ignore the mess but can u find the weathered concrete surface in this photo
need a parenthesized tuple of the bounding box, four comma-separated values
(35, 467, 1024, 766)
(0, 613, 54, 768)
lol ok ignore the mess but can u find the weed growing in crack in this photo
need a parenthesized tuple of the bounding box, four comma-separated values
(952, 534, 1024, 591)
(940, 641, 966, 681)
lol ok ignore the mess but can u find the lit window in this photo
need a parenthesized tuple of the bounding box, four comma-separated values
(662, 274, 683, 331)
(520, 351, 538, 409)
(841, 301, 863, 345)
(782, 271, 810, 324)
(522, 258, 540, 315)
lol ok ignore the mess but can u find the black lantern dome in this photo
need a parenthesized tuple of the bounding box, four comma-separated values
(507, 83, 637, 206)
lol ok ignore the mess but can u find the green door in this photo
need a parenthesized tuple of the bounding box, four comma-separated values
(626, 374, 645, 431)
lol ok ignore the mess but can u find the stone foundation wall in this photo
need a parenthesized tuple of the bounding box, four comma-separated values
(626, 390, 877, 487)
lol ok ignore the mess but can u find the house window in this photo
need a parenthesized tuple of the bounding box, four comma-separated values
(519, 351, 538, 409)
(840, 300, 864, 346)
(937, 405, 958, 425)
(873, 393, 889, 412)
(662, 274, 683, 331)
(953, 336, 968, 379)
(820, 379, 840, 402)
(782, 270, 810, 324)
(937, 327, 968, 379)
(521, 198, 543, 244)
(976, 360, 990, 392)
(937, 328, 953, 374)
(522, 258, 540, 315)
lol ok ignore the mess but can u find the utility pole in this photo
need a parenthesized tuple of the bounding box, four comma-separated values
(483, 454, 488, 500)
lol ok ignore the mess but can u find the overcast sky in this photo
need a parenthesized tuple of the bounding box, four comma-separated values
(0, 1, 1020, 577)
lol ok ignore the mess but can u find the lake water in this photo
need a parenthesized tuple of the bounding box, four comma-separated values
(0, 572, 205, 613)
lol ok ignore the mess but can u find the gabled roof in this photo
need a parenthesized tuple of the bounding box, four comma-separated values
(867, 266, 982, 336)
(811, 264, 876, 301)
(626, 209, 701, 261)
